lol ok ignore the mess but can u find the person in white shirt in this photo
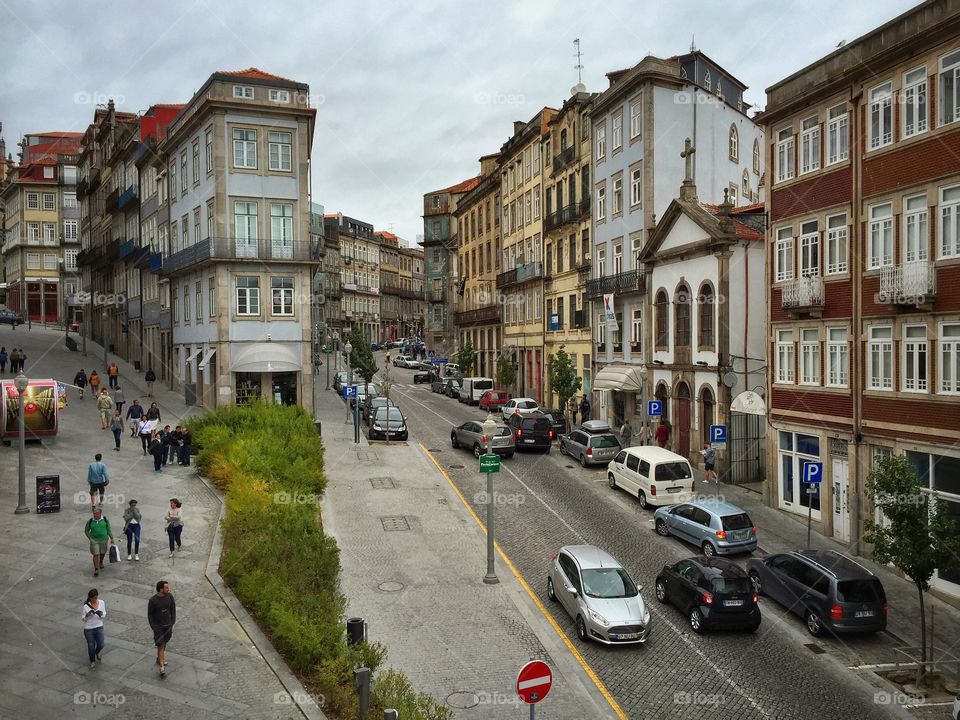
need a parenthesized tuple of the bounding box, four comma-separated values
(82, 588, 106, 669)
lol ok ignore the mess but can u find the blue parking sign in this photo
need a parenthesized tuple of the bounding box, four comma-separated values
(803, 461, 823, 484)
(648, 400, 663, 416)
(343, 385, 357, 399)
(709, 424, 727, 444)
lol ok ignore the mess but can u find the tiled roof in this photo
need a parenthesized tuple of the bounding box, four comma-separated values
(151, 103, 186, 110)
(432, 175, 481, 195)
(33, 131, 83, 138)
(375, 231, 399, 240)
(702, 204, 764, 242)
(217, 67, 296, 83)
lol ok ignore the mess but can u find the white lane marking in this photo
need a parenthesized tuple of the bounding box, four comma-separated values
(517, 675, 551, 690)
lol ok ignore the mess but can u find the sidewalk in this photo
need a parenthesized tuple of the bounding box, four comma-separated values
(317, 387, 619, 719)
(0, 327, 318, 719)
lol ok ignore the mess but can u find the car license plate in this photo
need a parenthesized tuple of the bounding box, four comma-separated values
(735, 531, 749, 540)
(723, 599, 744, 607)
(611, 632, 641, 640)
(524, 438, 536, 444)
(667, 487, 681, 493)
(855, 610, 875, 618)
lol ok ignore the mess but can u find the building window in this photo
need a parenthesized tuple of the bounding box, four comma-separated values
(596, 246, 605, 276)
(655, 290, 669, 347)
(268, 131, 293, 171)
(64, 248, 78, 270)
(827, 328, 848, 387)
(232, 128, 257, 169)
(596, 184, 606, 221)
(799, 220, 819, 277)
(612, 178, 623, 215)
(206, 200, 215, 240)
(208, 276, 217, 316)
(903, 194, 929, 262)
(27, 223, 39, 243)
(192, 141, 200, 185)
(195, 281, 202, 321)
(269, 89, 289, 102)
(940, 323, 960, 393)
(902, 325, 928, 392)
(752, 138, 761, 174)
(270, 204, 294, 258)
(939, 49, 960, 127)
(704, 70, 711, 91)
(183, 283, 191, 322)
(800, 328, 820, 385)
(776, 127, 794, 183)
(631, 309, 642, 347)
(630, 97, 642, 139)
(612, 112, 623, 151)
(775, 226, 794, 282)
(674, 285, 690, 347)
(41, 193, 55, 210)
(271, 277, 294, 315)
(698, 284, 714, 348)
(233, 85, 254, 98)
(826, 103, 849, 164)
(172, 288, 178, 324)
(778, 431, 821, 513)
(728, 184, 738, 208)
(63, 192, 77, 208)
(43, 223, 56, 244)
(776, 329, 794, 383)
(181, 214, 189, 248)
(26, 192, 39, 209)
(43, 253, 57, 270)
(799, 115, 820, 174)
(234, 201, 259, 255)
(826, 214, 848, 274)
(939, 184, 960, 259)
(193, 208, 201, 243)
(868, 326, 893, 390)
(612, 241, 622, 274)
(742, 170, 750, 200)
(525, 192, 532, 224)
(595, 123, 606, 160)
(180, 152, 188, 192)
(533, 142, 540, 175)
(205, 128, 213, 174)
(902, 67, 928, 138)
(169, 161, 177, 200)
(630, 166, 642, 207)
(63, 219, 78, 242)
(236, 276, 260, 315)
(728, 124, 739, 161)
(869, 82, 893, 150)
(25, 252, 40, 269)
(869, 203, 893, 268)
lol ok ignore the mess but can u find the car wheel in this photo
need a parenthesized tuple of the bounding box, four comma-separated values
(748, 571, 762, 595)
(473, 443, 482, 459)
(450, 432, 459, 449)
(559, 443, 567, 455)
(655, 518, 669, 537)
(689, 607, 705, 634)
(547, 577, 557, 602)
(579, 454, 587, 468)
(655, 580, 668, 604)
(576, 615, 588, 642)
(637, 490, 648, 509)
(702, 541, 717, 557)
(805, 609, 825, 637)
(608, 473, 616, 489)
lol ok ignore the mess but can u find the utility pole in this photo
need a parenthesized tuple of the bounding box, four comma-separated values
(573, 39, 584, 84)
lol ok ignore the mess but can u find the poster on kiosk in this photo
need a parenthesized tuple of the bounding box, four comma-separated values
(2, 379, 59, 440)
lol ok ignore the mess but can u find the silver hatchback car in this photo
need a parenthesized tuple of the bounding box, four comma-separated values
(559, 426, 622, 467)
(450, 421, 515, 458)
(547, 545, 651, 644)
(653, 499, 758, 556)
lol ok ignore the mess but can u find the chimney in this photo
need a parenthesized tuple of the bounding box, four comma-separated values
(513, 121, 525, 135)
(717, 188, 735, 233)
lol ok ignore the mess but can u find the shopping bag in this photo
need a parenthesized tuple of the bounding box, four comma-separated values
(108, 543, 121, 563)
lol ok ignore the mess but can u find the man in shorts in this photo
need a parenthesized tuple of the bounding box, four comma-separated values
(84, 507, 114, 577)
(148, 580, 176, 677)
(701, 443, 717, 483)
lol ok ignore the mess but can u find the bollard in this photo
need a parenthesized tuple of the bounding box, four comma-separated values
(383, 710, 398, 720)
(354, 666, 370, 719)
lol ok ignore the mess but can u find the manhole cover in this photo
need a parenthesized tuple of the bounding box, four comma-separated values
(449, 464, 465, 469)
(377, 581, 404, 592)
(380, 516, 410, 532)
(804, 643, 826, 655)
(446, 691, 480, 709)
(369, 477, 398, 489)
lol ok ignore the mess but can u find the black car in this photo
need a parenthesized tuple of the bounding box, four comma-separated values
(655, 557, 761, 633)
(506, 411, 554, 453)
(445, 379, 462, 399)
(370, 342, 381, 351)
(368, 406, 408, 441)
(363, 397, 397, 426)
(0, 309, 24, 326)
(413, 369, 434, 384)
(539, 409, 568, 436)
(431, 377, 449, 394)
(746, 550, 887, 637)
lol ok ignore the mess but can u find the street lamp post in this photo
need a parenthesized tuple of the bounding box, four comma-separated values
(14, 372, 30, 514)
(102, 309, 109, 371)
(640, 365, 649, 446)
(324, 327, 331, 391)
(482, 413, 499, 584)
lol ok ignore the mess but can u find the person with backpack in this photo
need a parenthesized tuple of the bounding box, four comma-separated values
(87, 453, 109, 507)
(97, 389, 113, 430)
(89, 370, 101, 396)
(84, 507, 114, 578)
(107, 362, 120, 389)
(17, 348, 26, 372)
(178, 426, 192, 466)
(74, 368, 88, 399)
(82, 588, 106, 669)
(579, 394, 592, 423)
(8, 348, 19, 373)
(144, 367, 156, 397)
(113, 384, 125, 414)
(109, 410, 124, 451)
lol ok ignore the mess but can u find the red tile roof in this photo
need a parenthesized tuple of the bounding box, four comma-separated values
(151, 103, 186, 110)
(432, 176, 481, 195)
(702, 204, 764, 242)
(375, 231, 399, 240)
(217, 67, 296, 83)
(32, 131, 83, 139)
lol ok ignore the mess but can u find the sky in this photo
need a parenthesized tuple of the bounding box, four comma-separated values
(0, 0, 919, 245)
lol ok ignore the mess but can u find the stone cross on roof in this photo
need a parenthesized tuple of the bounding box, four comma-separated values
(679, 137, 697, 201)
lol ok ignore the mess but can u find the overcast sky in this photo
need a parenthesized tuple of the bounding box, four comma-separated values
(1, 0, 917, 244)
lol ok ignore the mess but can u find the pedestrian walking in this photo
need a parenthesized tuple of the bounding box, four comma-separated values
(84, 507, 114, 577)
(97, 389, 113, 429)
(89, 370, 101, 395)
(178, 426, 192, 466)
(149, 432, 164, 472)
(579, 394, 592, 423)
(87, 453, 109, 507)
(82, 588, 106, 669)
(74, 368, 88, 399)
(144, 368, 156, 397)
(164, 499, 183, 557)
(701, 443, 717, 483)
(9, 348, 19, 373)
(147, 580, 176, 678)
(126, 399, 144, 436)
(146, 401, 161, 424)
(113, 384, 125, 414)
(619, 420, 633, 448)
(138, 417, 153, 455)
(109, 410, 124, 451)
(159, 425, 172, 466)
(17, 348, 26, 372)
(123, 499, 141, 561)
(655, 419, 671, 449)
(170, 426, 184, 465)
(107, 362, 119, 389)
(0, 347, 7, 373)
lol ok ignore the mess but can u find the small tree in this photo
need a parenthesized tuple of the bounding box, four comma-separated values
(347, 327, 377, 392)
(496, 353, 516, 393)
(379, 353, 393, 444)
(456, 339, 476, 376)
(864, 454, 960, 684)
(547, 345, 581, 426)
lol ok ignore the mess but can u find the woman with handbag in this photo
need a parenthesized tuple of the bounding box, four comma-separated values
(123, 499, 142, 561)
(164, 499, 183, 558)
(82, 588, 106, 669)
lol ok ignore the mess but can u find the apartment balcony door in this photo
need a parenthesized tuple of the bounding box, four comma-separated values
(832, 457, 850, 542)
(675, 382, 691, 458)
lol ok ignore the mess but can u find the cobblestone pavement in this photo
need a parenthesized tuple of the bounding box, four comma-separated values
(0, 328, 310, 719)
(384, 367, 954, 720)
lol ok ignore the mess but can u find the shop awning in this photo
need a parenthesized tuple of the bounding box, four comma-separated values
(593, 364, 646, 392)
(198, 348, 216, 370)
(185, 348, 202, 363)
(229, 343, 302, 373)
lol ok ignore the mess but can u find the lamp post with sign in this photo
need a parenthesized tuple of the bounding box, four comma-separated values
(481, 413, 499, 585)
(803, 462, 823, 549)
(344, 340, 353, 426)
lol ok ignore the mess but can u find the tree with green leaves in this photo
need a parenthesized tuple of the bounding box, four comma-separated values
(864, 454, 960, 684)
(455, 339, 476, 376)
(347, 327, 377, 390)
(496, 353, 516, 393)
(547, 345, 582, 426)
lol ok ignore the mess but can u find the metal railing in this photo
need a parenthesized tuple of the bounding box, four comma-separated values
(781, 276, 825, 309)
(879, 260, 936, 303)
(454, 304, 501, 326)
(552, 145, 576, 172)
(586, 269, 642, 297)
(159, 236, 321, 275)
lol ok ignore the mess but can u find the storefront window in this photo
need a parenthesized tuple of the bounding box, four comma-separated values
(778, 430, 821, 516)
(236, 372, 261, 405)
(904, 451, 960, 588)
(272, 372, 298, 406)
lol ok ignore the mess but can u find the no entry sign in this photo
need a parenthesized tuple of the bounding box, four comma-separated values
(516, 660, 553, 704)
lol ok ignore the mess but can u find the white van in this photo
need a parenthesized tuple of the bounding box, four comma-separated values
(442, 363, 460, 379)
(459, 377, 494, 404)
(607, 446, 695, 509)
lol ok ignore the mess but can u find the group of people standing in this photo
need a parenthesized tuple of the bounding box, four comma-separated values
(0, 346, 27, 373)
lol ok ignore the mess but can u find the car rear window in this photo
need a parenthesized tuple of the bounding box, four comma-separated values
(590, 436, 620, 449)
(495, 427, 512, 437)
(837, 579, 884, 603)
(655, 462, 692, 481)
(520, 401, 538, 409)
(721, 513, 753, 531)
(523, 418, 551, 431)
(712, 577, 752, 594)
(475, 380, 493, 391)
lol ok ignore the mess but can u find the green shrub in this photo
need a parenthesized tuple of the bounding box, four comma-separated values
(372, 670, 455, 720)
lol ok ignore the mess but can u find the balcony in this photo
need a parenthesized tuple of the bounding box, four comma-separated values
(545, 202, 580, 232)
(496, 261, 542, 289)
(104, 187, 120, 214)
(455, 304, 501, 327)
(400, 287, 422, 299)
(381, 282, 401, 296)
(159, 237, 321, 276)
(76, 248, 102, 267)
(76, 178, 89, 200)
(586, 269, 642, 297)
(118, 184, 139, 210)
(879, 261, 936, 307)
(496, 268, 517, 289)
(781, 276, 825, 316)
(577, 259, 592, 284)
(552, 145, 576, 173)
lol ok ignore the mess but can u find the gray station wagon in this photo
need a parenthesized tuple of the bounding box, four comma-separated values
(450, 421, 515, 458)
(653, 499, 758, 556)
(559, 428, 622, 467)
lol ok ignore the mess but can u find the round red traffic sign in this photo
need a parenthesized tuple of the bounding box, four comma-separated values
(516, 660, 553, 704)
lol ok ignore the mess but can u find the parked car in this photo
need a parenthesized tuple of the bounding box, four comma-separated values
(403, 357, 420, 369)
(507, 412, 554, 453)
(413, 368, 433, 384)
(441, 363, 460, 378)
(418, 361, 435, 372)
(334, 371, 361, 392)
(560, 427, 622, 467)
(350, 384, 378, 409)
(607, 446, 695, 509)
(0, 309, 24, 327)
(547, 545, 651, 644)
(363, 397, 397, 426)
(431, 377, 450, 394)
(393, 354, 413, 367)
(445, 379, 462, 398)
(654, 499, 758, 556)
(368, 406, 408, 441)
(539, 409, 569, 436)
(746, 550, 887, 637)
(478, 389, 510, 412)
(500, 397, 540, 421)
(655, 557, 760, 634)
(370, 342, 381, 351)
(450, 421, 515, 458)
(459, 377, 495, 405)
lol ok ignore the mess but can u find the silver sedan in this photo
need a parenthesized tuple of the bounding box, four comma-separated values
(450, 421, 515, 458)
(547, 545, 651, 644)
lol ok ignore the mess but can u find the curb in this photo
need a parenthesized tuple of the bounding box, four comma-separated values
(197, 474, 328, 720)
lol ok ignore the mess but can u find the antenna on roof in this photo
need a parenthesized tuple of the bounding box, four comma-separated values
(573, 38, 584, 85)
(690, 35, 696, 53)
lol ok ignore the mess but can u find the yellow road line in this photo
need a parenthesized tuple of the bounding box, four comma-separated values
(420, 443, 628, 720)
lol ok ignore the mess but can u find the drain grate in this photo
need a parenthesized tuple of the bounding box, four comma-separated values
(369, 477, 398, 489)
(380, 516, 410, 532)
(449, 464, 465, 469)
(804, 643, 826, 655)
(428, 448, 442, 453)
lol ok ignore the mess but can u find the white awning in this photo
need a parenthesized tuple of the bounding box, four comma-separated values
(229, 343, 302, 373)
(731, 390, 766, 416)
(593, 364, 646, 392)
(198, 348, 216, 370)
(185, 348, 202, 363)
